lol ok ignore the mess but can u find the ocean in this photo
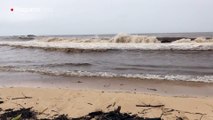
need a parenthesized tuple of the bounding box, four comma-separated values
(0, 33, 213, 83)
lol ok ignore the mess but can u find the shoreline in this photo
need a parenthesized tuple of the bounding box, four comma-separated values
(1, 71, 213, 97)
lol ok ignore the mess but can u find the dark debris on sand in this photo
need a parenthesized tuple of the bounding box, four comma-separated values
(0, 106, 162, 120)
(0, 108, 37, 120)
(72, 109, 161, 120)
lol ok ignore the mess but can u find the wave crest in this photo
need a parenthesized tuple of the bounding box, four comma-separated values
(110, 33, 160, 43)
(194, 37, 213, 43)
(28, 34, 213, 44)
(41, 37, 108, 43)
(0, 66, 212, 83)
(172, 37, 213, 43)
(39, 33, 160, 43)
(1, 33, 213, 51)
(172, 39, 192, 43)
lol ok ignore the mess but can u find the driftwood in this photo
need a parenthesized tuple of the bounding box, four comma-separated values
(106, 104, 112, 108)
(106, 102, 116, 109)
(39, 108, 48, 115)
(136, 104, 164, 108)
(11, 93, 32, 100)
(160, 107, 207, 120)
(11, 96, 32, 100)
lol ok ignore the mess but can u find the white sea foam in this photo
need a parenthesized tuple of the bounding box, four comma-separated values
(194, 37, 213, 43)
(0, 40, 213, 51)
(172, 38, 192, 43)
(0, 66, 212, 83)
(38, 33, 160, 43)
(172, 37, 213, 43)
(0, 34, 213, 51)
(110, 33, 160, 43)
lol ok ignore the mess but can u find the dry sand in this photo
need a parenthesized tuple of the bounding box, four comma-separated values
(0, 87, 213, 120)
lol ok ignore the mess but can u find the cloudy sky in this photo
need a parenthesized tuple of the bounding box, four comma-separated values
(0, 0, 213, 35)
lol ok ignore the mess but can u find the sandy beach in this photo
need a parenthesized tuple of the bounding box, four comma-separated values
(1, 0, 213, 119)
(0, 87, 213, 119)
(0, 72, 213, 119)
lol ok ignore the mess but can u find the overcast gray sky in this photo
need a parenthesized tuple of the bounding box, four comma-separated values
(0, 0, 213, 35)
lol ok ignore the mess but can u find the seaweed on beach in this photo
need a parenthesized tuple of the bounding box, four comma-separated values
(0, 107, 37, 120)
(50, 107, 161, 120)
(72, 109, 161, 120)
(0, 106, 162, 120)
(53, 115, 70, 120)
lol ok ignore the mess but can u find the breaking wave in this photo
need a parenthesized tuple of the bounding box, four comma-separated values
(111, 33, 160, 43)
(0, 34, 213, 52)
(40, 33, 160, 43)
(0, 66, 213, 83)
(172, 37, 213, 43)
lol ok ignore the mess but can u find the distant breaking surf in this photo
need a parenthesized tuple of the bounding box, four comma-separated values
(0, 33, 213, 52)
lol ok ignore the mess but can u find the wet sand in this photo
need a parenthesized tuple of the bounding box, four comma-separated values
(0, 71, 213, 97)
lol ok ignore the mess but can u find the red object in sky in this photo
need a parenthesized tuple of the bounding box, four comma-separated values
(10, 8, 14, 12)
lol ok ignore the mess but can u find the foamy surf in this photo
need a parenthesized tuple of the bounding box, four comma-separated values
(172, 37, 213, 43)
(0, 34, 213, 51)
(39, 33, 160, 43)
(0, 40, 213, 51)
(0, 66, 213, 83)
